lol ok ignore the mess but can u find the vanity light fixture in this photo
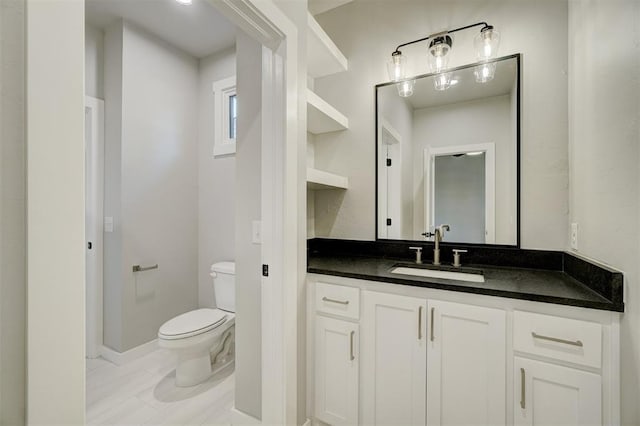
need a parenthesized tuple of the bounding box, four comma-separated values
(388, 22, 500, 94)
(175, 0, 193, 5)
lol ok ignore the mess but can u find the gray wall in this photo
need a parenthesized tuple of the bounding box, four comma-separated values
(313, 0, 569, 250)
(85, 25, 104, 99)
(104, 21, 200, 352)
(0, 0, 26, 423)
(568, 1, 640, 424)
(198, 47, 236, 308)
(234, 32, 262, 419)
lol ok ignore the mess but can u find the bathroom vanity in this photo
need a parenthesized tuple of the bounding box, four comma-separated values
(306, 240, 623, 426)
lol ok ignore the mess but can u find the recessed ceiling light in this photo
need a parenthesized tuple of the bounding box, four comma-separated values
(175, 0, 192, 5)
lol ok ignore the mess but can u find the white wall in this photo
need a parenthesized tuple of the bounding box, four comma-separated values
(0, 0, 26, 423)
(26, 0, 86, 422)
(234, 32, 262, 419)
(104, 21, 200, 352)
(412, 95, 515, 244)
(85, 24, 104, 99)
(568, 1, 640, 424)
(314, 0, 568, 250)
(198, 47, 236, 308)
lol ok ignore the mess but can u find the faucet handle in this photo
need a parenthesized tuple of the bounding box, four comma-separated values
(421, 231, 434, 238)
(452, 249, 468, 267)
(409, 246, 423, 264)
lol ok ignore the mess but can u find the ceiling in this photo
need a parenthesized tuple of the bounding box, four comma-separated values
(86, 0, 236, 58)
(308, 0, 354, 15)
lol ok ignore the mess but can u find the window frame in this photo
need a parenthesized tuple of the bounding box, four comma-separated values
(212, 75, 237, 156)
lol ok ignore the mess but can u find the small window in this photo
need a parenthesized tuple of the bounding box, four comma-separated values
(212, 76, 237, 157)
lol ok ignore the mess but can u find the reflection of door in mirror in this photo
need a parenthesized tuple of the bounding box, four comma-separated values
(380, 123, 402, 239)
(425, 144, 495, 244)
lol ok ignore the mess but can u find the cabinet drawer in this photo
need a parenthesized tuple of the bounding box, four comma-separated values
(513, 311, 602, 369)
(316, 282, 360, 320)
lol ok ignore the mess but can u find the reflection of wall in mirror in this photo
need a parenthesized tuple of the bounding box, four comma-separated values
(413, 95, 516, 245)
(378, 89, 414, 239)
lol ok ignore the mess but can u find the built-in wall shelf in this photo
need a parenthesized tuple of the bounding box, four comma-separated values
(307, 167, 348, 190)
(307, 89, 349, 134)
(307, 12, 348, 79)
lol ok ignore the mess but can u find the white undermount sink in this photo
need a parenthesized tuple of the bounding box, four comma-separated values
(390, 266, 485, 283)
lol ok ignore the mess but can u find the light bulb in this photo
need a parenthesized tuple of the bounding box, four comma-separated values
(387, 52, 406, 82)
(474, 62, 496, 83)
(397, 79, 415, 97)
(428, 35, 453, 73)
(175, 0, 193, 4)
(474, 27, 500, 61)
(433, 73, 452, 91)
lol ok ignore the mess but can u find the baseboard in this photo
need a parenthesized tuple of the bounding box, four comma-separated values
(231, 407, 261, 425)
(99, 339, 158, 366)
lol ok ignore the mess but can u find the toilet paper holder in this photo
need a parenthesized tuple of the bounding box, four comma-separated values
(132, 264, 158, 273)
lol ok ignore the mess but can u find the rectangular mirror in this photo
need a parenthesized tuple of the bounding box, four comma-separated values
(376, 54, 520, 246)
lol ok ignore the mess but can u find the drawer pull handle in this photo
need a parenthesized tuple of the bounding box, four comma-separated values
(531, 332, 583, 347)
(322, 296, 349, 305)
(418, 306, 423, 340)
(430, 307, 435, 342)
(350, 331, 355, 361)
(520, 367, 526, 409)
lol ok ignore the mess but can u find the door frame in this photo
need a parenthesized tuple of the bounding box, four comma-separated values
(209, 1, 300, 424)
(27, 0, 300, 422)
(376, 117, 402, 239)
(84, 96, 104, 359)
(424, 143, 496, 243)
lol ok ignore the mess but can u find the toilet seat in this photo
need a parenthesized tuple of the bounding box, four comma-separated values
(159, 308, 227, 340)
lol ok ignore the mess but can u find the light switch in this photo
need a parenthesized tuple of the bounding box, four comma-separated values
(252, 220, 262, 244)
(104, 217, 114, 233)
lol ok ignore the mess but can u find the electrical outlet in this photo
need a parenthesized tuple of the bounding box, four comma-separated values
(571, 223, 578, 250)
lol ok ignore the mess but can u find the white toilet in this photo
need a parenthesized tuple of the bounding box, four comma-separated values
(158, 261, 236, 387)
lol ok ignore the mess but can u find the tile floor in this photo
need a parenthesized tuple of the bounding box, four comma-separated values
(86, 348, 234, 425)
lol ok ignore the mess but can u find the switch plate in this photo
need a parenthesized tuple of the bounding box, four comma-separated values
(571, 222, 578, 250)
(104, 217, 114, 233)
(252, 220, 262, 244)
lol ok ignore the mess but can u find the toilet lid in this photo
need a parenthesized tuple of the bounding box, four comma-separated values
(158, 308, 227, 339)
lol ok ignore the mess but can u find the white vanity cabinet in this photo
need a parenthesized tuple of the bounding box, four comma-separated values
(513, 311, 604, 426)
(360, 291, 427, 425)
(314, 283, 360, 425)
(307, 274, 620, 426)
(426, 300, 506, 426)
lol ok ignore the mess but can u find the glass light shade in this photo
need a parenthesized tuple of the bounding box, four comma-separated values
(428, 36, 452, 73)
(474, 27, 500, 61)
(397, 79, 415, 97)
(433, 73, 452, 91)
(387, 53, 407, 82)
(474, 62, 496, 83)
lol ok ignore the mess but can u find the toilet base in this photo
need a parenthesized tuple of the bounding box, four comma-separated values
(175, 350, 213, 387)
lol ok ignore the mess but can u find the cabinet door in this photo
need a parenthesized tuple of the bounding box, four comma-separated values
(315, 316, 359, 425)
(361, 291, 427, 426)
(426, 300, 506, 426)
(514, 357, 602, 426)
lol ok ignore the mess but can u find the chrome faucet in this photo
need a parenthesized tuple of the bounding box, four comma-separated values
(423, 224, 450, 265)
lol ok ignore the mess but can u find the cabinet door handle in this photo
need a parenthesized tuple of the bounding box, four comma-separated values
(322, 296, 349, 305)
(350, 331, 355, 361)
(520, 367, 526, 409)
(418, 306, 423, 340)
(430, 307, 435, 342)
(531, 332, 583, 347)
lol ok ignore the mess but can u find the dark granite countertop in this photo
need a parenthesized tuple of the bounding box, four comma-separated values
(308, 254, 623, 312)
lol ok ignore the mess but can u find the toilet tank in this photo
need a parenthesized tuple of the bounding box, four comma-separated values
(211, 261, 235, 313)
